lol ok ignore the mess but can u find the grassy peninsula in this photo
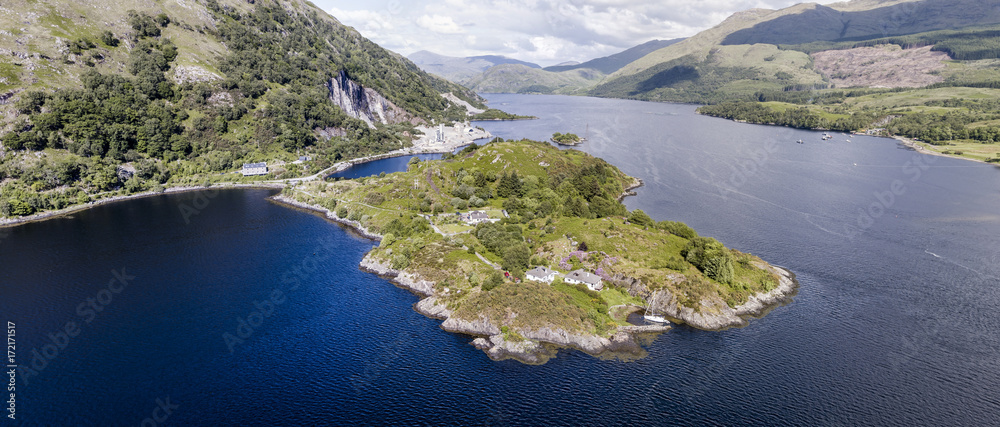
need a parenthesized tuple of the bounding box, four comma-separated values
(470, 109, 537, 121)
(280, 139, 795, 363)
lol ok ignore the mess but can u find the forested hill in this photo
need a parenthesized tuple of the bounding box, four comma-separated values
(0, 0, 483, 218)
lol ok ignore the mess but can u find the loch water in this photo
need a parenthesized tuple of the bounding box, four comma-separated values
(1, 94, 999, 425)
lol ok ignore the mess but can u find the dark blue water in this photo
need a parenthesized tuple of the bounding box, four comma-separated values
(2, 95, 999, 425)
(327, 153, 443, 179)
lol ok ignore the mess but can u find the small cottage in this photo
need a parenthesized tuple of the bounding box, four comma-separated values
(564, 269, 603, 291)
(526, 266, 557, 284)
(463, 210, 495, 225)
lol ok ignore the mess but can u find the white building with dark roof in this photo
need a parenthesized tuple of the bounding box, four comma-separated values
(242, 162, 268, 176)
(526, 266, 557, 284)
(462, 210, 497, 225)
(564, 269, 603, 291)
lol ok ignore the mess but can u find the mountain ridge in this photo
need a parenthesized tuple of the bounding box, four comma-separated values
(593, 0, 1000, 103)
(544, 39, 683, 74)
(407, 50, 541, 85)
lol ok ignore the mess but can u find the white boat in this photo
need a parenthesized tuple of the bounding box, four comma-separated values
(644, 314, 668, 323)
(643, 291, 670, 323)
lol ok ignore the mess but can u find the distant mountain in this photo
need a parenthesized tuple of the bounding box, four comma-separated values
(721, 0, 1000, 46)
(592, 0, 1000, 103)
(453, 39, 685, 95)
(464, 64, 603, 95)
(470, 55, 541, 69)
(408, 51, 540, 84)
(544, 39, 683, 74)
(550, 61, 581, 67)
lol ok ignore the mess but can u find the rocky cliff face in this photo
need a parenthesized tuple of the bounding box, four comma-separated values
(327, 70, 418, 128)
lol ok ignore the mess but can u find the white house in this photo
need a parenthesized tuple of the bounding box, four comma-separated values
(565, 269, 603, 291)
(463, 210, 497, 225)
(526, 266, 557, 284)
(242, 162, 268, 176)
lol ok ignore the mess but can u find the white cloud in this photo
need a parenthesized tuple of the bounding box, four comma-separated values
(321, 1, 844, 66)
(327, 7, 395, 33)
(416, 14, 465, 34)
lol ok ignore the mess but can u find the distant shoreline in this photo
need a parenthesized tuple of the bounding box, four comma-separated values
(697, 110, 995, 165)
(891, 135, 994, 165)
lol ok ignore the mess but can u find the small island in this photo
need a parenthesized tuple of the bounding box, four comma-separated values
(277, 139, 796, 364)
(551, 132, 583, 146)
(470, 109, 538, 121)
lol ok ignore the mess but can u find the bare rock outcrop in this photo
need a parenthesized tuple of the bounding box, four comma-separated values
(414, 296, 451, 319)
(327, 70, 417, 129)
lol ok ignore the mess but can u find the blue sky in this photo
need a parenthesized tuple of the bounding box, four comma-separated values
(312, 0, 841, 65)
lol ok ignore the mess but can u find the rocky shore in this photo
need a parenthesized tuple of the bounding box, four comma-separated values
(618, 177, 644, 202)
(359, 252, 669, 364)
(649, 264, 798, 331)
(269, 194, 384, 241)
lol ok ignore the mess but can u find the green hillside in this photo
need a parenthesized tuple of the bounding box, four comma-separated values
(590, 44, 826, 103)
(721, 0, 1000, 46)
(465, 64, 604, 95)
(0, 0, 484, 218)
(595, 0, 1000, 104)
(543, 39, 683, 74)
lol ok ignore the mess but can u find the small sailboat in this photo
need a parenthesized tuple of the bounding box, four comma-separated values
(643, 291, 669, 323)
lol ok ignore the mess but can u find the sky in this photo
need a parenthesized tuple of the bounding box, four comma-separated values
(315, 0, 842, 66)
